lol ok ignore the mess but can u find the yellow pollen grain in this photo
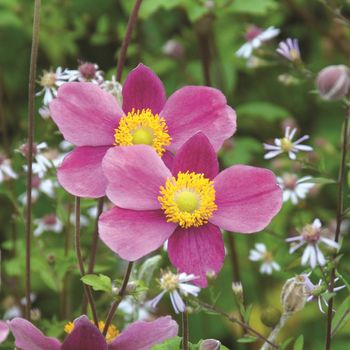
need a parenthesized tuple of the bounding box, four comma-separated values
(114, 108, 171, 156)
(64, 320, 119, 343)
(280, 137, 293, 152)
(158, 171, 217, 228)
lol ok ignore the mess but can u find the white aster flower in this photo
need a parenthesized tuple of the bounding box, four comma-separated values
(236, 26, 280, 59)
(303, 274, 346, 313)
(249, 243, 280, 275)
(36, 67, 69, 105)
(119, 297, 150, 322)
(101, 76, 123, 105)
(147, 271, 200, 314)
(277, 174, 314, 204)
(33, 214, 63, 236)
(0, 155, 17, 183)
(19, 176, 57, 205)
(65, 62, 104, 84)
(264, 126, 313, 160)
(286, 219, 340, 269)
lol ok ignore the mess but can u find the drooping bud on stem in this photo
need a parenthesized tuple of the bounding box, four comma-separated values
(281, 275, 307, 314)
(199, 339, 221, 350)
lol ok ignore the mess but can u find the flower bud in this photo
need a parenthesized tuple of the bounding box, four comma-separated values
(232, 282, 244, 304)
(199, 339, 221, 350)
(260, 306, 281, 327)
(316, 65, 350, 100)
(281, 275, 307, 314)
(162, 40, 184, 60)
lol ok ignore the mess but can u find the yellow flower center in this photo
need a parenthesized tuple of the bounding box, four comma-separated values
(64, 320, 119, 343)
(40, 71, 56, 88)
(114, 108, 171, 156)
(160, 271, 179, 291)
(158, 171, 217, 228)
(289, 49, 300, 61)
(280, 137, 293, 152)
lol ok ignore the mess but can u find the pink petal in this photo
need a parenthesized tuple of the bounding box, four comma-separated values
(122, 64, 166, 114)
(50, 82, 122, 146)
(161, 86, 236, 152)
(62, 316, 107, 350)
(58, 146, 110, 198)
(99, 207, 177, 261)
(210, 165, 282, 233)
(109, 316, 178, 350)
(168, 224, 225, 287)
(172, 132, 219, 179)
(162, 150, 175, 170)
(0, 321, 9, 343)
(102, 145, 172, 210)
(9, 318, 61, 350)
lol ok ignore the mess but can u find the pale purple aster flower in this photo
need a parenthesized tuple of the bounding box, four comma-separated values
(65, 62, 104, 85)
(277, 38, 301, 62)
(147, 271, 200, 314)
(236, 26, 280, 59)
(264, 126, 313, 160)
(9, 314, 178, 350)
(286, 219, 340, 269)
(303, 274, 346, 313)
(277, 174, 314, 204)
(249, 243, 280, 274)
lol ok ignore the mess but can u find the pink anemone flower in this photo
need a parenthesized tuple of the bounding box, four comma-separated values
(9, 315, 178, 350)
(99, 133, 283, 287)
(50, 64, 236, 198)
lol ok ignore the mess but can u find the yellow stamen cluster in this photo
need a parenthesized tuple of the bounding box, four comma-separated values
(160, 270, 179, 291)
(40, 71, 56, 88)
(114, 108, 171, 156)
(64, 320, 119, 343)
(280, 137, 293, 152)
(158, 171, 217, 228)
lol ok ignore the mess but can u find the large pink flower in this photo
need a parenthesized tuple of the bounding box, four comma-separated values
(9, 315, 178, 350)
(99, 133, 283, 287)
(50, 64, 236, 198)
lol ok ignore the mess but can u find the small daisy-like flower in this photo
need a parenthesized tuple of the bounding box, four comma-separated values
(65, 62, 104, 85)
(303, 274, 346, 313)
(277, 38, 301, 62)
(236, 26, 280, 59)
(286, 219, 340, 269)
(0, 154, 17, 183)
(147, 270, 200, 313)
(264, 126, 313, 160)
(33, 213, 63, 236)
(101, 76, 123, 104)
(277, 174, 314, 204)
(249, 243, 280, 275)
(36, 67, 68, 105)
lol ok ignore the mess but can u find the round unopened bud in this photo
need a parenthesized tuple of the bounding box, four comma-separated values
(199, 339, 221, 350)
(281, 275, 307, 314)
(125, 281, 137, 294)
(260, 306, 281, 327)
(316, 65, 350, 100)
(162, 40, 184, 60)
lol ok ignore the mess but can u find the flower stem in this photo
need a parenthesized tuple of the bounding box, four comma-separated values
(102, 261, 134, 336)
(195, 299, 278, 349)
(182, 304, 189, 350)
(25, 0, 41, 320)
(116, 0, 143, 81)
(227, 233, 241, 282)
(74, 197, 99, 327)
(325, 103, 350, 350)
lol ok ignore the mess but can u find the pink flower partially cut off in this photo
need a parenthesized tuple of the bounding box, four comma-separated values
(50, 64, 236, 198)
(9, 315, 178, 350)
(99, 133, 283, 287)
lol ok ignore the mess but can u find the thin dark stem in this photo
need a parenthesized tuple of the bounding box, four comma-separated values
(25, 0, 41, 320)
(325, 106, 349, 350)
(182, 304, 189, 350)
(227, 233, 241, 282)
(195, 300, 278, 349)
(103, 262, 134, 336)
(116, 0, 143, 81)
(74, 197, 99, 327)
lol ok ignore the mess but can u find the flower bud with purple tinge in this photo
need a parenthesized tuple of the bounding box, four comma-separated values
(199, 339, 221, 350)
(316, 65, 350, 100)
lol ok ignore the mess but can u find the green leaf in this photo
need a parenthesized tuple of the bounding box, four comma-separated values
(293, 335, 304, 350)
(138, 0, 182, 19)
(227, 0, 277, 15)
(280, 337, 294, 350)
(150, 336, 182, 350)
(236, 101, 290, 122)
(237, 336, 258, 343)
(297, 177, 336, 185)
(331, 296, 350, 336)
(81, 274, 112, 292)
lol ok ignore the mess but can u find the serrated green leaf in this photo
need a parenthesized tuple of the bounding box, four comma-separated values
(81, 274, 112, 292)
(293, 335, 304, 350)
